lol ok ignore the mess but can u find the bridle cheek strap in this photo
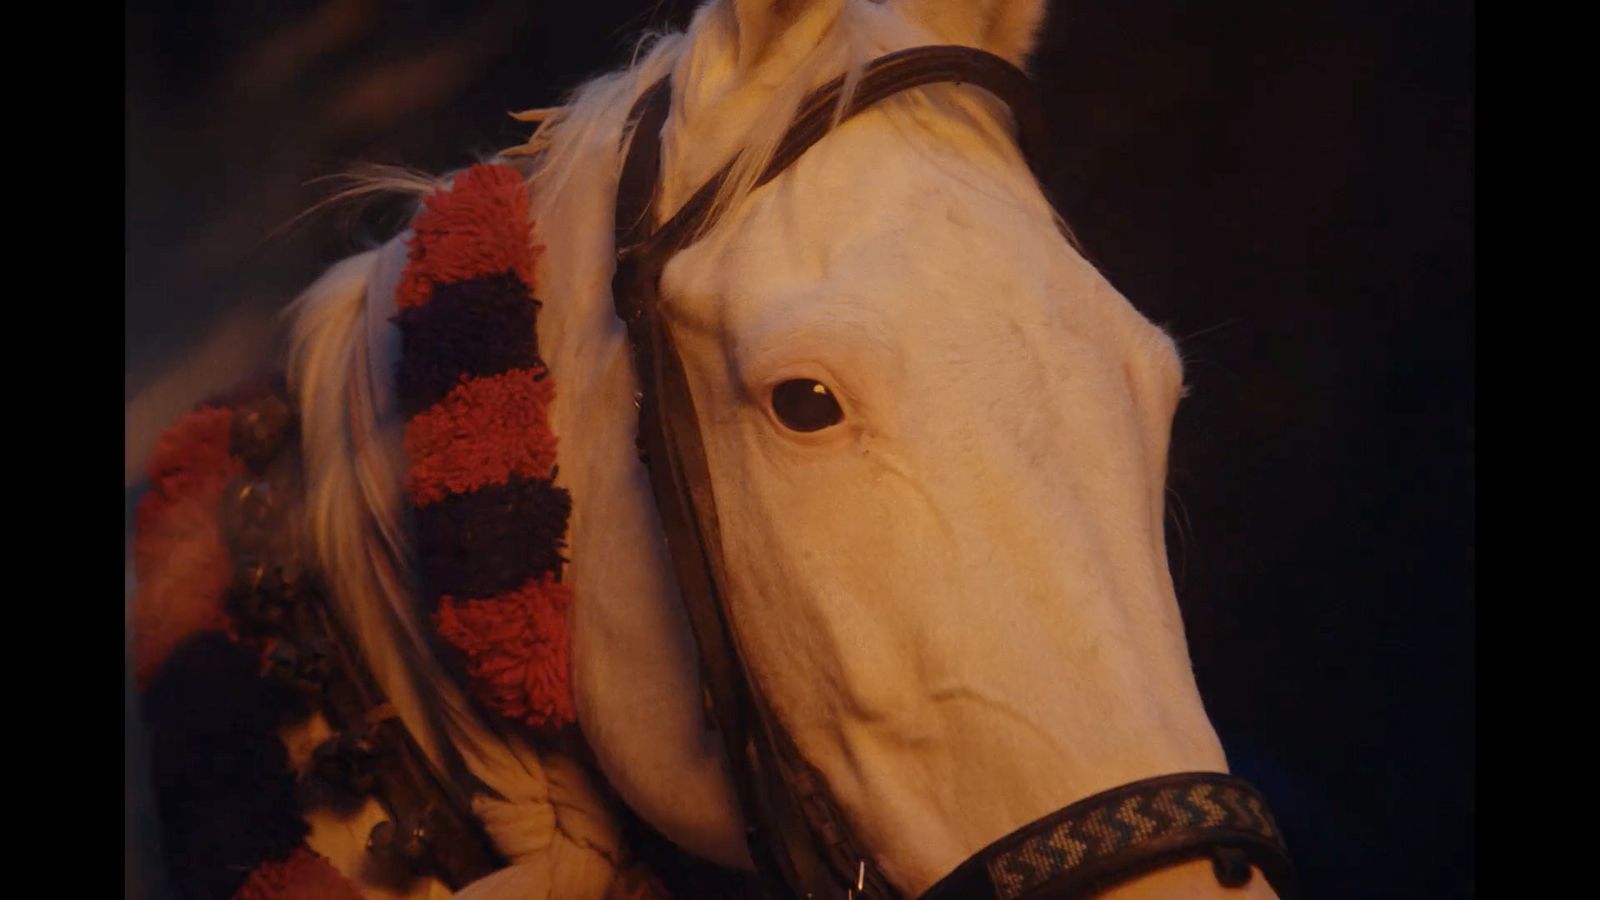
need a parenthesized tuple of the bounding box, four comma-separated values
(611, 44, 1297, 900)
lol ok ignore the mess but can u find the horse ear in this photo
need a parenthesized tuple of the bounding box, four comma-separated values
(887, 0, 1050, 66)
(729, 0, 842, 68)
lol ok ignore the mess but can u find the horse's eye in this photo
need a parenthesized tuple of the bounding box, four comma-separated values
(770, 379, 844, 432)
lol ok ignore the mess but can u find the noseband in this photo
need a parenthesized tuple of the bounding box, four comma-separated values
(610, 45, 1296, 900)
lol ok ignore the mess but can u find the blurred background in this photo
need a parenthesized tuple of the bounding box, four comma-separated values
(126, 1, 1473, 897)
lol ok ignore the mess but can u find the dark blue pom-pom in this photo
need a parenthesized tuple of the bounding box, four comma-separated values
(141, 631, 309, 899)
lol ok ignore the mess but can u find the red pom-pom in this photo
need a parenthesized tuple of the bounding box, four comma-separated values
(397, 164, 541, 310)
(403, 367, 558, 507)
(132, 406, 244, 687)
(231, 845, 364, 900)
(434, 575, 575, 730)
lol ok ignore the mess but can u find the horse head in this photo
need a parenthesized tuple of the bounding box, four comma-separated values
(537, 2, 1272, 896)
(267, 1, 1286, 896)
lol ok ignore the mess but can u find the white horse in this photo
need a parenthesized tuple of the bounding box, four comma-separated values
(277, 0, 1276, 897)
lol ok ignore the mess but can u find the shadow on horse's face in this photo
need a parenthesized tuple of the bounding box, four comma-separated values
(657, 84, 1223, 893)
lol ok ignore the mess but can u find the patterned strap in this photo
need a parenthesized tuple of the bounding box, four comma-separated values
(919, 772, 1295, 900)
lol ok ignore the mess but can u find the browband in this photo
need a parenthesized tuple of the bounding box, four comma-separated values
(609, 43, 1296, 900)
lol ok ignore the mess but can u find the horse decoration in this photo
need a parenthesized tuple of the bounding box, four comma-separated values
(130, 1, 1296, 898)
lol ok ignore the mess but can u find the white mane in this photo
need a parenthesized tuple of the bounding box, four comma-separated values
(519, 2, 1054, 242)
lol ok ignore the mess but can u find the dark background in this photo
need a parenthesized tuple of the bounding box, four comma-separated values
(126, 1, 1473, 897)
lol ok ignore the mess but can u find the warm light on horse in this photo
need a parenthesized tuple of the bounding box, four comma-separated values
(129, 2, 1299, 898)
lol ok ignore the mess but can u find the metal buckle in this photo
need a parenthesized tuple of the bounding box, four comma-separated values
(845, 860, 866, 899)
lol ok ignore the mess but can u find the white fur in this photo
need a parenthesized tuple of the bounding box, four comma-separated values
(284, 1, 1273, 896)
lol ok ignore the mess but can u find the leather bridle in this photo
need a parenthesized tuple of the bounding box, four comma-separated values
(609, 44, 1296, 900)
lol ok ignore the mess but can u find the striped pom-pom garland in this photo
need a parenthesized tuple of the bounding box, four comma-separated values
(395, 162, 577, 733)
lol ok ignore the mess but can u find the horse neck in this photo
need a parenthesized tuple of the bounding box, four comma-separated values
(526, 70, 756, 863)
